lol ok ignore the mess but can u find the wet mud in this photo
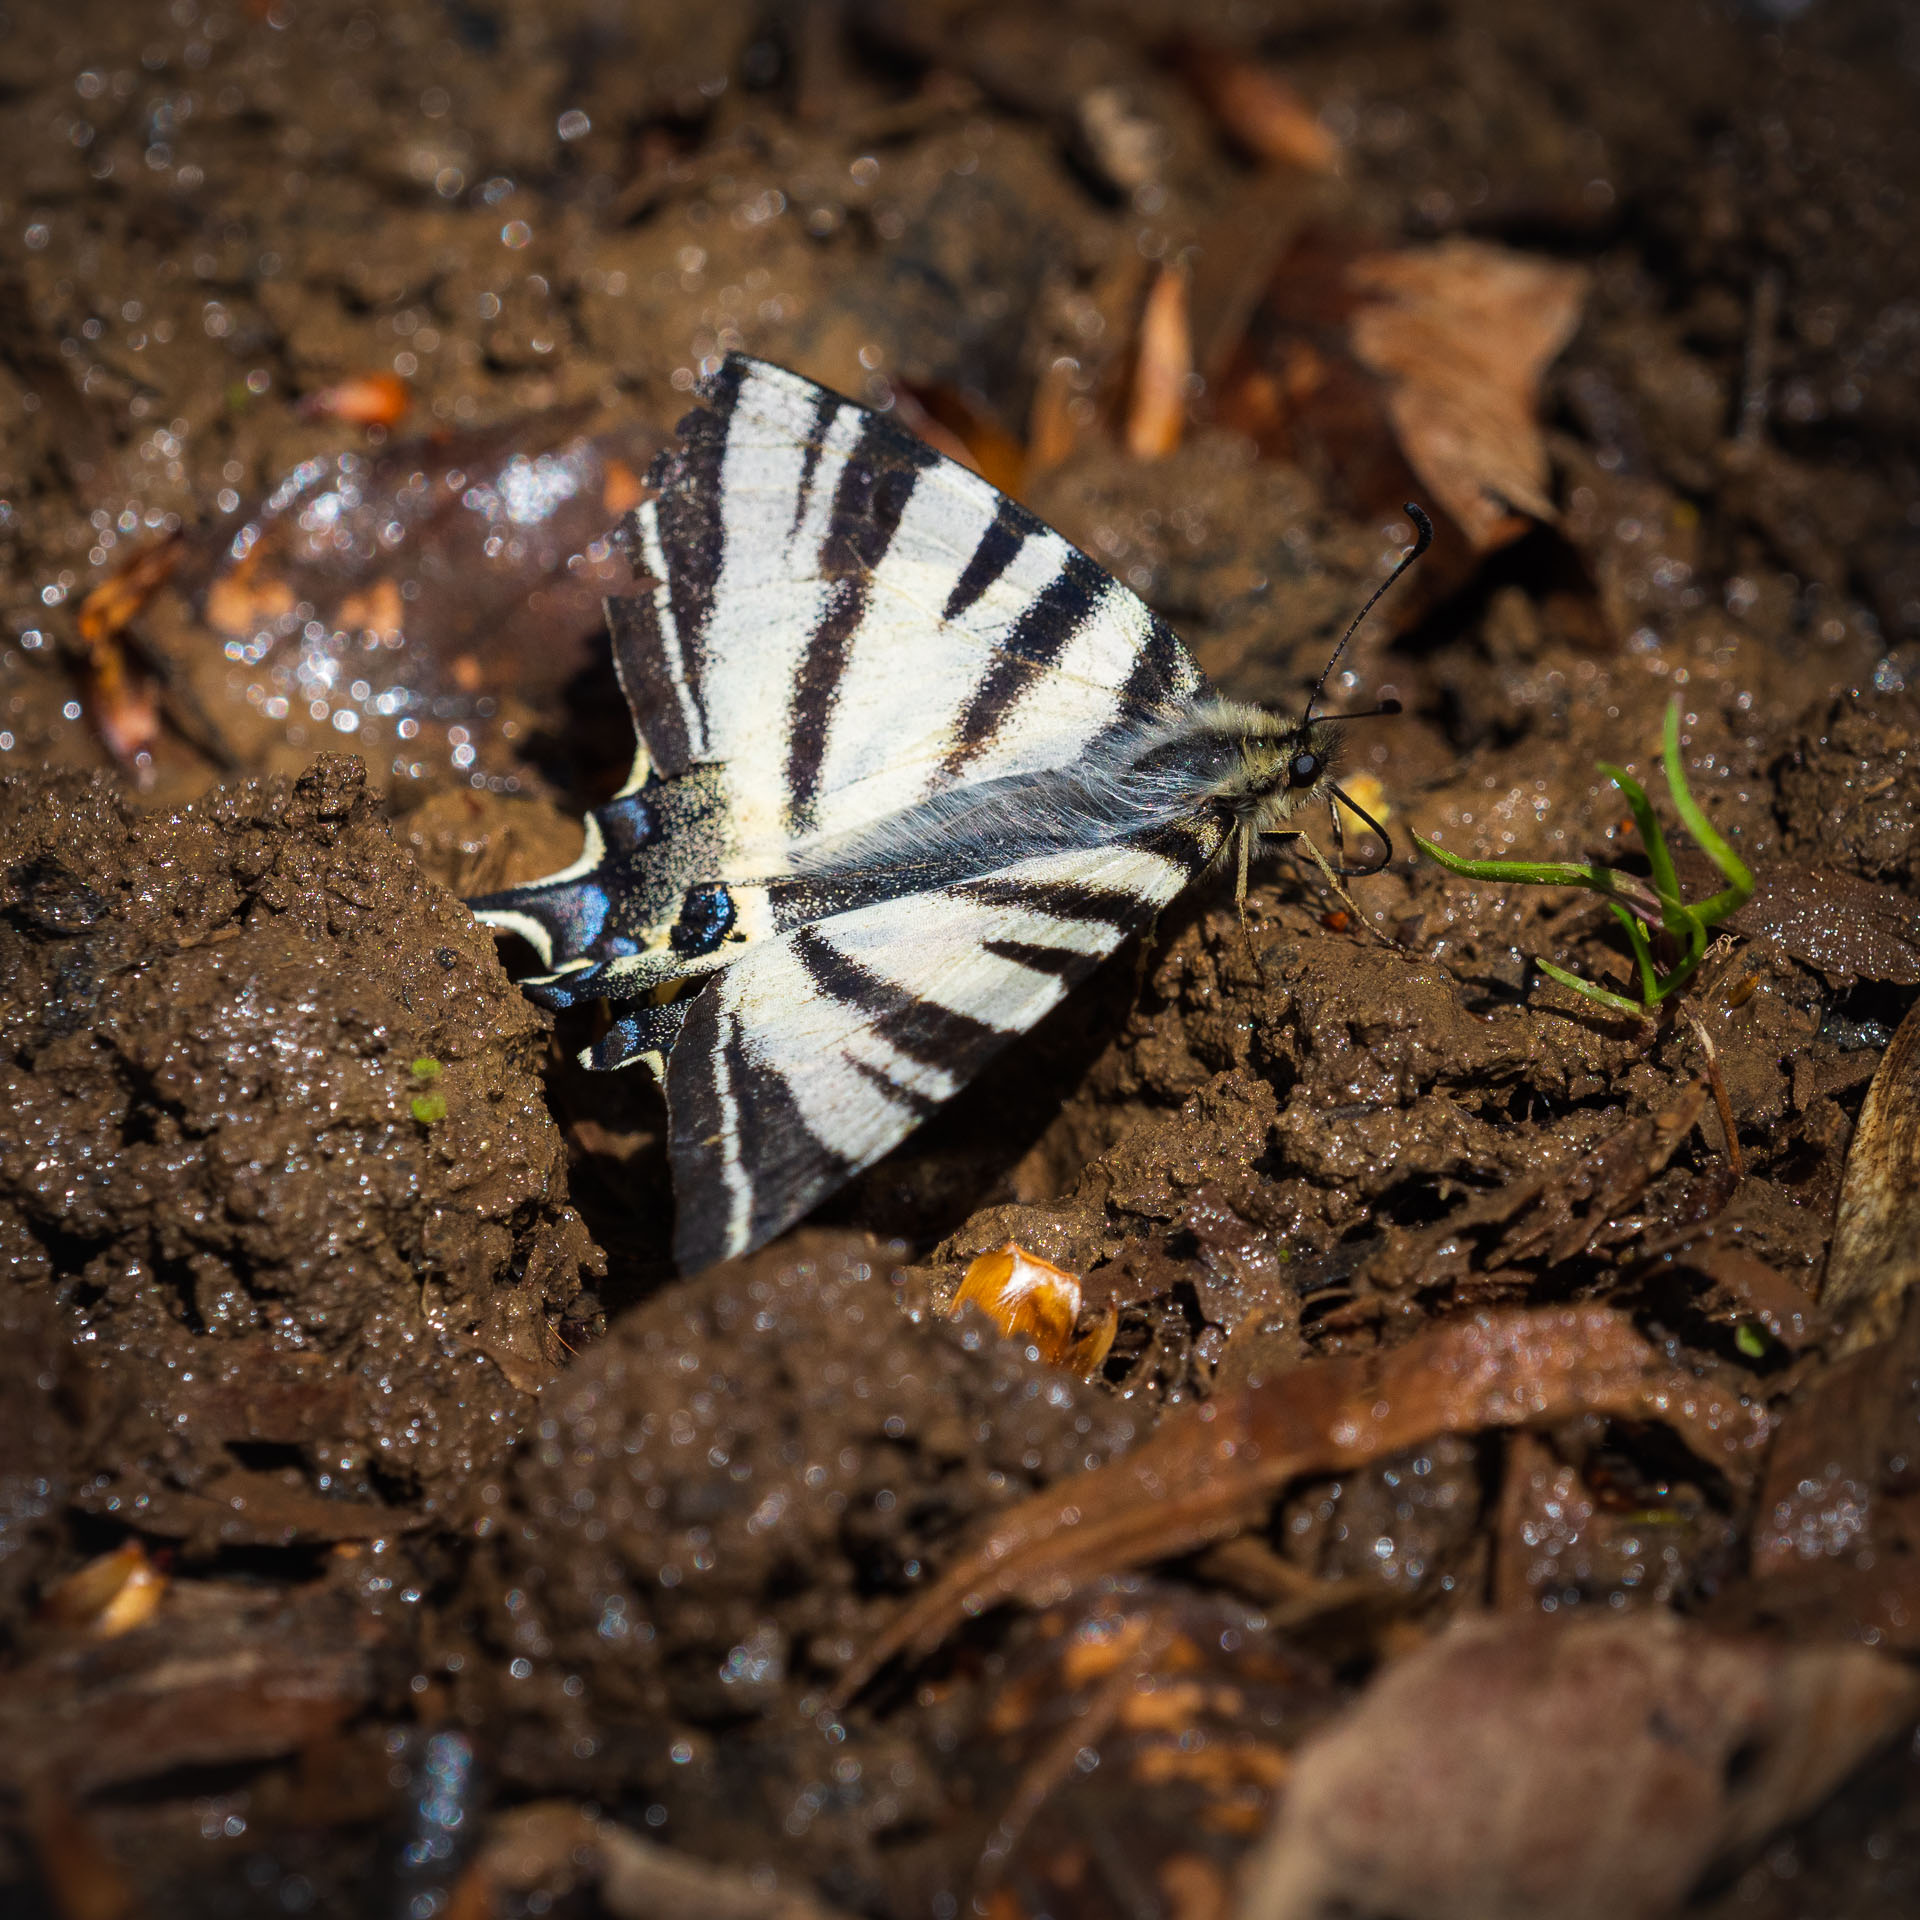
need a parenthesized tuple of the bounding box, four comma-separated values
(3, 2, 1920, 1916)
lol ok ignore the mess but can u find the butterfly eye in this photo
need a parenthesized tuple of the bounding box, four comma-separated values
(1289, 750, 1321, 787)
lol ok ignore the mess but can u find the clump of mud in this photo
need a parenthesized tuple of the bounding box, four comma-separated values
(0, 755, 597, 1541)
(462, 1231, 1140, 1900)
(473, 1231, 1136, 1720)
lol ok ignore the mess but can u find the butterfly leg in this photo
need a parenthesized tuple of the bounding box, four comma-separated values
(1233, 822, 1267, 982)
(1262, 827, 1403, 950)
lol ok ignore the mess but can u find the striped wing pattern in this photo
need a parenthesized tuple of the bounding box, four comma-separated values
(613, 355, 1206, 856)
(664, 831, 1218, 1272)
(473, 355, 1219, 1267)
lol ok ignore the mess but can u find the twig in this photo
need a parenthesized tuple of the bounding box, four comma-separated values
(1680, 1005, 1744, 1178)
(1736, 265, 1783, 449)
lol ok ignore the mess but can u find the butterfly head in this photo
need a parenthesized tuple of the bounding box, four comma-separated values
(1154, 696, 1399, 877)
(1217, 707, 1349, 832)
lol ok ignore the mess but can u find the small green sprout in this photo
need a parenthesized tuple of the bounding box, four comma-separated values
(407, 1058, 446, 1124)
(1733, 1320, 1770, 1361)
(1412, 697, 1753, 1018)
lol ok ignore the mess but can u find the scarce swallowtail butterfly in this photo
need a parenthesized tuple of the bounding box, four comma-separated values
(470, 355, 1423, 1273)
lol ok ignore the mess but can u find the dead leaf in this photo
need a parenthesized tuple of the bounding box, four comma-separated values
(0, 1582, 380, 1794)
(1234, 1611, 1919, 1920)
(1127, 264, 1193, 460)
(1346, 240, 1588, 551)
(1821, 991, 1920, 1351)
(74, 535, 184, 766)
(834, 1305, 1768, 1702)
(1179, 46, 1340, 173)
(1751, 1288, 1920, 1580)
(1714, 861, 1920, 985)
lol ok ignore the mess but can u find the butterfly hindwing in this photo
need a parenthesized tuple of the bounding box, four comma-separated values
(663, 827, 1219, 1271)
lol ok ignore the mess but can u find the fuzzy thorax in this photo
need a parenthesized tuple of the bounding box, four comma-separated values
(1140, 697, 1349, 833)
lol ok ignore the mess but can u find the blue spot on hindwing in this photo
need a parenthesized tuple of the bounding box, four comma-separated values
(669, 881, 737, 956)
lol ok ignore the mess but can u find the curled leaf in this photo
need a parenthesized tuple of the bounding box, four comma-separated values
(1822, 992, 1920, 1353)
(1126, 264, 1193, 461)
(836, 1305, 1767, 1701)
(1347, 240, 1588, 551)
(1237, 1611, 1919, 1920)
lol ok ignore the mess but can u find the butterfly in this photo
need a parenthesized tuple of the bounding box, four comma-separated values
(470, 355, 1421, 1272)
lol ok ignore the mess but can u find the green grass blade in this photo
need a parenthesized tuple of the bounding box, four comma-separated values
(1603, 899, 1664, 1002)
(1597, 757, 1683, 914)
(1660, 697, 1754, 925)
(1409, 832, 1665, 920)
(1409, 833, 1608, 889)
(1536, 956, 1647, 1017)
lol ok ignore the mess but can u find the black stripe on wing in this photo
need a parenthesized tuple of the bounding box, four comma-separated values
(667, 993, 853, 1273)
(789, 924, 1001, 1066)
(603, 359, 748, 773)
(941, 494, 1030, 621)
(945, 547, 1112, 773)
(788, 384, 844, 538)
(785, 418, 935, 831)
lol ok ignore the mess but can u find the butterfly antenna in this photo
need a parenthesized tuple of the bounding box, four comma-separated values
(1305, 503, 1432, 723)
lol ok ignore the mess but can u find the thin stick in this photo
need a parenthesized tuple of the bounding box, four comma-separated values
(1681, 1005, 1744, 1178)
(1736, 267, 1783, 450)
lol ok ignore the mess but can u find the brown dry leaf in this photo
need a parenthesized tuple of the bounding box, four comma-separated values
(834, 1305, 1768, 1701)
(1180, 46, 1340, 173)
(1750, 1287, 1920, 1582)
(1127, 263, 1193, 460)
(0, 1582, 379, 1794)
(1346, 239, 1588, 551)
(1234, 1610, 1919, 1920)
(1821, 991, 1920, 1352)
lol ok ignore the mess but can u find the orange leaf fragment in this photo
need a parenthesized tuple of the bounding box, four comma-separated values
(298, 372, 412, 427)
(41, 1541, 167, 1637)
(1126, 264, 1192, 461)
(950, 1243, 1117, 1378)
(1184, 49, 1339, 173)
(74, 537, 183, 767)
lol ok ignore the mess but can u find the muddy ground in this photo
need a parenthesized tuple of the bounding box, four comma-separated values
(4, 2, 1920, 1916)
